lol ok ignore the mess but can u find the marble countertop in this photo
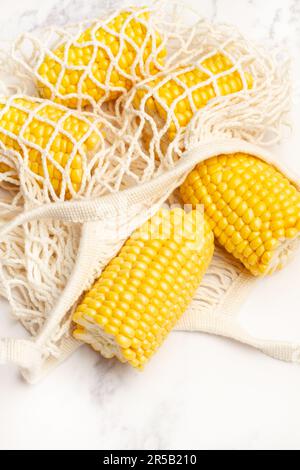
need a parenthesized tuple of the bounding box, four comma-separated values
(0, 0, 300, 450)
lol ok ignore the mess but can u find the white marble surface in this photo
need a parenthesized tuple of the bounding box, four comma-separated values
(0, 0, 300, 450)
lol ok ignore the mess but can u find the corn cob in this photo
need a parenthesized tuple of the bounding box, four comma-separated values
(73, 208, 214, 368)
(0, 97, 101, 197)
(180, 153, 300, 276)
(133, 53, 253, 140)
(37, 8, 166, 108)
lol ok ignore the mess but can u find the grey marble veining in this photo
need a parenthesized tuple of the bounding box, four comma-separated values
(0, 0, 298, 41)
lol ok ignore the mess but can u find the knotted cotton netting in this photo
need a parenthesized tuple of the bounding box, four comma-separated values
(0, 2, 295, 381)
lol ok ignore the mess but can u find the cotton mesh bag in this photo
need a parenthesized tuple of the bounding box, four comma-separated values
(12, 5, 167, 112)
(0, 2, 299, 383)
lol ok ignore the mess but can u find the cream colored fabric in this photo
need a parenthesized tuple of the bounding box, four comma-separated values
(0, 4, 297, 383)
(0, 139, 300, 383)
(12, 6, 166, 111)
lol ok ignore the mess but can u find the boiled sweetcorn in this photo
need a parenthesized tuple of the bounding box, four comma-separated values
(73, 208, 214, 368)
(133, 53, 253, 140)
(0, 97, 101, 196)
(37, 8, 166, 108)
(180, 153, 300, 276)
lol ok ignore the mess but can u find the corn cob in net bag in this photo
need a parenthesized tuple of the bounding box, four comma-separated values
(132, 52, 254, 141)
(123, 5, 290, 168)
(13, 6, 166, 110)
(0, 96, 104, 199)
(180, 153, 300, 276)
(0, 2, 297, 383)
(73, 208, 214, 368)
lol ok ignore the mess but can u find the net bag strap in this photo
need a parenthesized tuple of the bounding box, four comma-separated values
(0, 138, 298, 235)
(0, 338, 42, 368)
(0, 138, 299, 375)
(176, 306, 300, 364)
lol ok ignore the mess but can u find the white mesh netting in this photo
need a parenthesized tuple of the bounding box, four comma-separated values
(12, 5, 167, 111)
(0, 2, 293, 377)
(120, 19, 291, 169)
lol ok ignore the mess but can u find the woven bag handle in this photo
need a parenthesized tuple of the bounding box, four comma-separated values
(2, 138, 298, 236)
(176, 308, 300, 364)
(0, 138, 299, 374)
(0, 338, 42, 369)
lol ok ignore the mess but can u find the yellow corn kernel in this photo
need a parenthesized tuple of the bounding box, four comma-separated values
(133, 53, 253, 140)
(0, 97, 101, 197)
(73, 208, 214, 368)
(37, 8, 166, 108)
(180, 153, 300, 276)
